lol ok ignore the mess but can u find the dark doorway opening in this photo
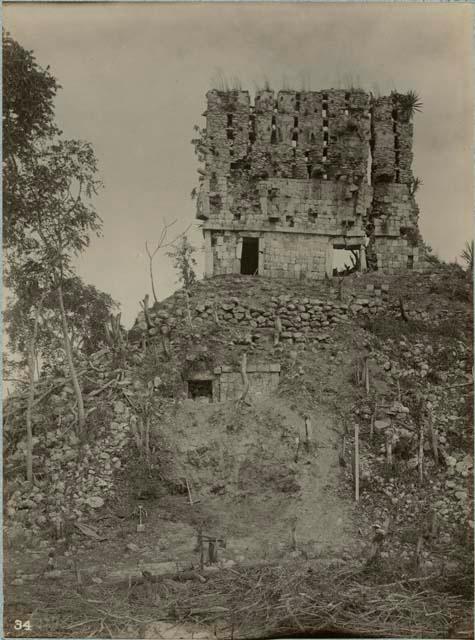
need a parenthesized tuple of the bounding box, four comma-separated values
(188, 379, 213, 402)
(241, 237, 259, 275)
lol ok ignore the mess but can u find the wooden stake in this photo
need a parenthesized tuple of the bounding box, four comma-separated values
(364, 357, 370, 395)
(304, 416, 312, 452)
(290, 520, 297, 552)
(294, 436, 300, 463)
(185, 477, 199, 505)
(386, 430, 393, 472)
(414, 535, 424, 572)
(212, 300, 220, 327)
(418, 423, 424, 484)
(370, 401, 377, 442)
(427, 409, 439, 465)
(354, 424, 360, 502)
(274, 316, 282, 346)
(399, 296, 409, 322)
(198, 528, 204, 570)
(208, 540, 217, 564)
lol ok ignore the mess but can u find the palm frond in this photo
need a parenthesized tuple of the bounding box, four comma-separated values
(460, 240, 474, 271)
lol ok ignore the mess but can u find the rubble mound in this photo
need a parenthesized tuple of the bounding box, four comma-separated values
(3, 266, 472, 572)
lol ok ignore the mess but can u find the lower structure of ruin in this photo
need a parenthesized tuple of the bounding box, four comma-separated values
(186, 363, 281, 403)
(194, 88, 427, 279)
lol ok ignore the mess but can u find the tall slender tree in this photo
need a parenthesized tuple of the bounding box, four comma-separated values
(3, 34, 104, 436)
(10, 138, 103, 433)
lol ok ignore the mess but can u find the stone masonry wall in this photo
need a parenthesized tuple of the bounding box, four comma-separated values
(215, 364, 280, 401)
(204, 230, 386, 280)
(196, 88, 425, 278)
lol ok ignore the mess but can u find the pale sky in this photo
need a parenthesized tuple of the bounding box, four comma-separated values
(4, 2, 474, 326)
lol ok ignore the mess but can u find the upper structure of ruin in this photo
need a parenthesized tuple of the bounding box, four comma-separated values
(195, 88, 425, 279)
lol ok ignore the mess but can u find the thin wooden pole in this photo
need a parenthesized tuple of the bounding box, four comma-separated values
(427, 409, 439, 465)
(354, 424, 360, 502)
(418, 423, 424, 484)
(198, 528, 204, 570)
(364, 358, 370, 395)
(185, 478, 194, 505)
(370, 400, 377, 442)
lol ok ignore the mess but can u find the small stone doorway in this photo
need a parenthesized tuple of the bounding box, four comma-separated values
(240, 237, 259, 275)
(187, 379, 213, 402)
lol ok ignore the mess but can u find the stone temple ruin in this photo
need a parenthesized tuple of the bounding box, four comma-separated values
(195, 88, 426, 279)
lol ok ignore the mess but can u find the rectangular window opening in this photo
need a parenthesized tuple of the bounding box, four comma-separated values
(407, 255, 414, 270)
(286, 215, 295, 227)
(240, 237, 259, 275)
(227, 113, 233, 127)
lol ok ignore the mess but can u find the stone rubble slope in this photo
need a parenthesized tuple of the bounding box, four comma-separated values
(3, 266, 472, 570)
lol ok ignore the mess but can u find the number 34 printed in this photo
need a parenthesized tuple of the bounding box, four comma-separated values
(14, 620, 31, 631)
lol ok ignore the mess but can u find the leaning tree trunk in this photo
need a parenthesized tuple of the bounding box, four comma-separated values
(26, 296, 44, 483)
(57, 283, 85, 433)
(148, 257, 159, 304)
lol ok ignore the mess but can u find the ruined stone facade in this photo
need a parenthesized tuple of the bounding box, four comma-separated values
(186, 363, 281, 402)
(195, 89, 426, 278)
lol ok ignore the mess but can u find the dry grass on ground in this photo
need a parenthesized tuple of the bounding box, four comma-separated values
(4, 558, 473, 639)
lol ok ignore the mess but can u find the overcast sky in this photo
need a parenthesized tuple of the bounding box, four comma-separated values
(4, 2, 473, 326)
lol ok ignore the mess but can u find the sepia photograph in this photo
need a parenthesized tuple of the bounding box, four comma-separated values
(2, 2, 474, 638)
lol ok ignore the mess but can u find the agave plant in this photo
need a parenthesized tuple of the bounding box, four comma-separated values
(461, 240, 474, 272)
(392, 90, 423, 121)
(409, 176, 423, 195)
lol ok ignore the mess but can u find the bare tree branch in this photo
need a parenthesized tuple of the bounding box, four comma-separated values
(144, 220, 192, 303)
